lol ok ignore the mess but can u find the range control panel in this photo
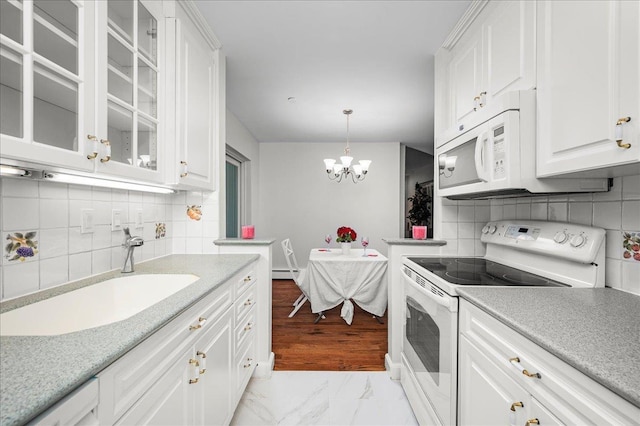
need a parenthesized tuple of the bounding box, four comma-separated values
(480, 220, 605, 264)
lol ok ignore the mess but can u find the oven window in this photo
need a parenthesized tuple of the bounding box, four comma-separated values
(406, 296, 440, 385)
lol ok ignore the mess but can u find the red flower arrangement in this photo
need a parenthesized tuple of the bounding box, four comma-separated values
(336, 226, 357, 243)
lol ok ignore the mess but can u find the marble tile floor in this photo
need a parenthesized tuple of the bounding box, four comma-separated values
(231, 371, 419, 426)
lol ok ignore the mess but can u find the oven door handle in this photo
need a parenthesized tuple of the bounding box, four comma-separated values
(402, 270, 455, 312)
(474, 130, 489, 182)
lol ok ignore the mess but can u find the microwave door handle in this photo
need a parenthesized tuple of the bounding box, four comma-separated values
(474, 131, 489, 182)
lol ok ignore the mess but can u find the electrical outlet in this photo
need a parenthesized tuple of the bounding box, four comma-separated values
(81, 209, 94, 234)
(135, 209, 144, 229)
(111, 209, 123, 231)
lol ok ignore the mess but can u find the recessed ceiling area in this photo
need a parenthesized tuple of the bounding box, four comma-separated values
(194, 1, 471, 153)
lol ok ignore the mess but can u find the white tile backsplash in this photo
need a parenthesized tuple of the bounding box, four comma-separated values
(431, 175, 640, 295)
(0, 178, 218, 301)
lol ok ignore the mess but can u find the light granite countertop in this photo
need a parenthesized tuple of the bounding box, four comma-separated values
(0, 254, 259, 426)
(456, 287, 640, 408)
(382, 238, 447, 246)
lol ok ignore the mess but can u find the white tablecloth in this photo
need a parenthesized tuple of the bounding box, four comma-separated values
(302, 248, 388, 325)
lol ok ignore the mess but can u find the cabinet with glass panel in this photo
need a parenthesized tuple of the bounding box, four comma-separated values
(0, 0, 165, 183)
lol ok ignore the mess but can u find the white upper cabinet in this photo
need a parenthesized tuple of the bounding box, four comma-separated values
(438, 1, 535, 145)
(165, 1, 223, 191)
(0, 0, 167, 183)
(1, 0, 96, 172)
(536, 0, 640, 177)
(93, 0, 165, 183)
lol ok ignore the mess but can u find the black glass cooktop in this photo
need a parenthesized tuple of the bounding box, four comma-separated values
(407, 257, 569, 287)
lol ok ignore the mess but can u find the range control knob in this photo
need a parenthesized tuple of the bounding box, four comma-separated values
(570, 234, 587, 248)
(482, 225, 490, 234)
(488, 225, 497, 234)
(554, 231, 569, 244)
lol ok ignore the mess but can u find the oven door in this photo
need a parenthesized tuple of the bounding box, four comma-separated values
(402, 271, 458, 426)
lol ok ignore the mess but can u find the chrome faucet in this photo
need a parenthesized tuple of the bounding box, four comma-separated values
(122, 227, 144, 273)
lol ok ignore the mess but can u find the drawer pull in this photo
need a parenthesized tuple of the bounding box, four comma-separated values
(197, 350, 207, 374)
(189, 359, 200, 384)
(86, 135, 98, 159)
(509, 357, 541, 379)
(615, 116, 632, 149)
(244, 299, 253, 306)
(100, 139, 111, 163)
(509, 401, 524, 412)
(508, 401, 524, 426)
(243, 276, 252, 283)
(244, 322, 253, 331)
(525, 419, 539, 426)
(189, 316, 207, 331)
(243, 358, 253, 368)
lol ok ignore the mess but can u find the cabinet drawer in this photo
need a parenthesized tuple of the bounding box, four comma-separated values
(235, 268, 256, 296)
(459, 300, 640, 425)
(98, 284, 232, 424)
(235, 306, 256, 351)
(235, 338, 256, 400)
(235, 283, 256, 323)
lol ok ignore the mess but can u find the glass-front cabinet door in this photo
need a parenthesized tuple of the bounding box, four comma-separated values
(95, 0, 164, 182)
(0, 0, 96, 172)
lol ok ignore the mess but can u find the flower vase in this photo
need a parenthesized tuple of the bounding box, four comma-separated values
(341, 242, 352, 255)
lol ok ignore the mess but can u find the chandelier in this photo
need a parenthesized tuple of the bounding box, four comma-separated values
(324, 109, 371, 183)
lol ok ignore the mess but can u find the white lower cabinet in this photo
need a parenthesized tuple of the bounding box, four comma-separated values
(29, 379, 100, 426)
(96, 262, 257, 426)
(458, 299, 640, 426)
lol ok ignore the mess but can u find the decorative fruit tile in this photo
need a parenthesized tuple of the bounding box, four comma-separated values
(5, 231, 39, 262)
(155, 223, 166, 239)
(622, 231, 640, 262)
(187, 205, 202, 221)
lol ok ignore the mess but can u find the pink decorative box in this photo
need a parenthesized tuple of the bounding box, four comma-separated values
(412, 226, 427, 240)
(241, 225, 255, 239)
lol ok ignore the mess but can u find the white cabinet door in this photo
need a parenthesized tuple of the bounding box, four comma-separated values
(482, 0, 535, 102)
(449, 36, 482, 128)
(536, 0, 640, 177)
(93, 0, 165, 183)
(114, 345, 194, 426)
(1, 0, 96, 172)
(458, 335, 531, 426)
(443, 1, 535, 140)
(171, 11, 218, 190)
(194, 308, 233, 426)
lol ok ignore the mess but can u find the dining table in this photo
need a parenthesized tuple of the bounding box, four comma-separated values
(302, 248, 388, 325)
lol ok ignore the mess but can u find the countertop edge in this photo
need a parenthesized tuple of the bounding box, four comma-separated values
(382, 238, 447, 246)
(457, 288, 640, 409)
(214, 238, 276, 245)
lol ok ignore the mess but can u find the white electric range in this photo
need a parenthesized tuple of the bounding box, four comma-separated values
(400, 220, 606, 426)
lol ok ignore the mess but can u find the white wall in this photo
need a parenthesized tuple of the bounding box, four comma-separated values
(258, 142, 402, 272)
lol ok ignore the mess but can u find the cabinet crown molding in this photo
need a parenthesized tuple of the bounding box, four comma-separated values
(177, 0, 223, 50)
(441, 0, 489, 50)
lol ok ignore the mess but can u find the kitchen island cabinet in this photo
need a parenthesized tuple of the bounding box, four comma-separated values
(0, 254, 264, 426)
(457, 288, 640, 425)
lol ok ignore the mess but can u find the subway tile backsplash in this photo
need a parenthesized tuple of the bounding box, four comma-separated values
(0, 178, 220, 301)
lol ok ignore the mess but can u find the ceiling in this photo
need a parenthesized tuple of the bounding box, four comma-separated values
(194, 1, 471, 153)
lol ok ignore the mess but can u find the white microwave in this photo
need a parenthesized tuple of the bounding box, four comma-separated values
(436, 91, 610, 199)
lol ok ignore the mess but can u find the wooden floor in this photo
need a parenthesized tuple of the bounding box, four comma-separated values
(272, 279, 387, 371)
